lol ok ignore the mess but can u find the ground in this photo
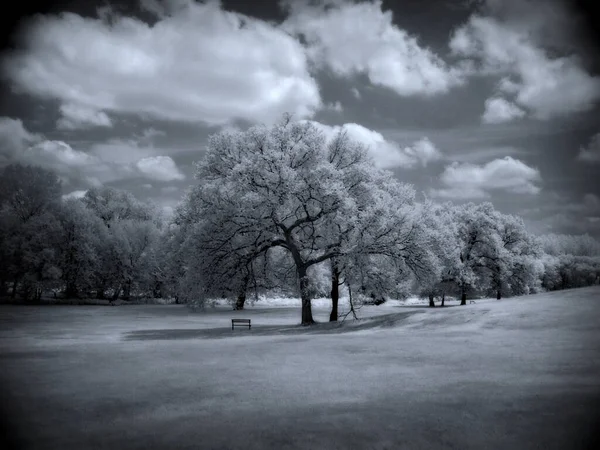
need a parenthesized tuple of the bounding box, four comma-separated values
(1, 287, 600, 449)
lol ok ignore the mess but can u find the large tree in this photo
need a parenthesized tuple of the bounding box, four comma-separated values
(184, 115, 419, 324)
(0, 164, 62, 299)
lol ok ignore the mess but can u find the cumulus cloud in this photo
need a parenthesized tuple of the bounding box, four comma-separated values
(398, 137, 443, 167)
(577, 132, 600, 163)
(583, 193, 600, 211)
(56, 103, 112, 130)
(482, 96, 526, 124)
(135, 156, 185, 182)
(324, 101, 343, 112)
(62, 190, 88, 200)
(431, 156, 541, 199)
(351, 88, 361, 100)
(0, 117, 41, 163)
(450, 12, 600, 119)
(305, 121, 441, 169)
(1, 116, 185, 188)
(1, 0, 321, 126)
(282, 0, 466, 97)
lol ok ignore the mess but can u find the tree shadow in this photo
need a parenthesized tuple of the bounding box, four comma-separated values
(122, 311, 425, 341)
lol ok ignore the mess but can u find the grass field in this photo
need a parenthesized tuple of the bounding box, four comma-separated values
(1, 287, 600, 449)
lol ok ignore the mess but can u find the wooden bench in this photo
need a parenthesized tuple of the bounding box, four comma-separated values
(232, 318, 251, 330)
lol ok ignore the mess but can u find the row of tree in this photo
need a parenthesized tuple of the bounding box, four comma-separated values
(1, 115, 599, 324)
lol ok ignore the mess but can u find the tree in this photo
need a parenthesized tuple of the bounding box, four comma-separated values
(0, 164, 62, 299)
(186, 115, 405, 324)
(82, 187, 157, 301)
(53, 199, 104, 298)
(482, 213, 543, 299)
(0, 164, 62, 222)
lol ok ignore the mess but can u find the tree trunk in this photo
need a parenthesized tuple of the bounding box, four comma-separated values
(441, 293, 445, 307)
(65, 281, 78, 299)
(96, 284, 106, 299)
(428, 294, 435, 308)
(460, 288, 467, 306)
(152, 280, 162, 299)
(122, 280, 132, 300)
(11, 278, 18, 299)
(235, 292, 246, 310)
(329, 265, 340, 322)
(496, 289, 502, 300)
(299, 268, 314, 325)
(111, 286, 121, 302)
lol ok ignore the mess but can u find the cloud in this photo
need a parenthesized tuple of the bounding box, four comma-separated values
(62, 190, 88, 200)
(23, 140, 96, 167)
(450, 13, 600, 119)
(399, 137, 443, 167)
(577, 132, 600, 163)
(17, 140, 133, 187)
(324, 101, 343, 112)
(56, 103, 112, 130)
(282, 0, 466, 97)
(583, 193, 600, 211)
(1, 116, 186, 188)
(135, 156, 185, 182)
(305, 121, 441, 169)
(450, 146, 525, 163)
(431, 156, 541, 199)
(0, 117, 42, 163)
(351, 88, 361, 100)
(482, 96, 526, 124)
(1, 0, 321, 126)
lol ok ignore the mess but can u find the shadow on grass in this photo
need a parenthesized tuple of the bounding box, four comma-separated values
(393, 304, 462, 309)
(122, 310, 425, 341)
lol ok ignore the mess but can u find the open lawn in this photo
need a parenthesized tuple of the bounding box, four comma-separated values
(1, 287, 600, 449)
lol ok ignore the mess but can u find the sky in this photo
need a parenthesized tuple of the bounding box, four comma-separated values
(0, 0, 599, 237)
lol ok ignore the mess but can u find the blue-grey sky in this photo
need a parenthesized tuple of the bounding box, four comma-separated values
(1, 0, 599, 237)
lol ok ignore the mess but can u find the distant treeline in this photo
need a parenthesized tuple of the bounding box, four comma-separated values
(1, 117, 599, 324)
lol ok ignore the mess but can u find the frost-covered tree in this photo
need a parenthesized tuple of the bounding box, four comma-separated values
(0, 164, 62, 299)
(82, 187, 158, 301)
(327, 181, 437, 320)
(184, 115, 421, 324)
(482, 213, 543, 299)
(53, 199, 104, 298)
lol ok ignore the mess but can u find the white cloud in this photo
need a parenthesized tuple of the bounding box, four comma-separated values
(482, 96, 526, 124)
(399, 137, 443, 167)
(88, 139, 160, 165)
(305, 121, 441, 169)
(351, 87, 361, 100)
(577, 132, 600, 163)
(431, 156, 541, 199)
(450, 14, 600, 119)
(23, 140, 96, 167)
(62, 190, 88, 200)
(324, 101, 343, 112)
(1, 0, 321, 126)
(56, 103, 112, 130)
(583, 193, 600, 212)
(136, 156, 185, 182)
(0, 117, 41, 163)
(282, 0, 466, 97)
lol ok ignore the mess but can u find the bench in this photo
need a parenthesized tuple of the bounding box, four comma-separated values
(469, 300, 476, 304)
(232, 318, 251, 330)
